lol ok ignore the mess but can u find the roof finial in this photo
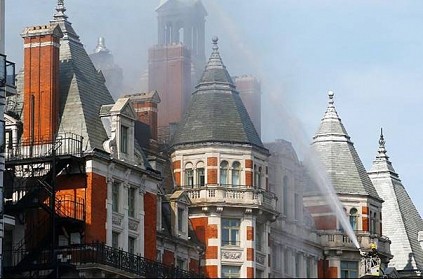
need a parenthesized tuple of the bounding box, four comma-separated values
(54, 0, 68, 20)
(212, 36, 219, 51)
(379, 127, 385, 148)
(328, 90, 334, 106)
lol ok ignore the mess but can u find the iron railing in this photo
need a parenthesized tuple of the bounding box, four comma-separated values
(6, 132, 83, 161)
(4, 242, 205, 278)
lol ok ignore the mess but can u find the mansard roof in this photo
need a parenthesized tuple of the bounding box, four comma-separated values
(312, 91, 381, 201)
(170, 37, 266, 152)
(50, 3, 115, 151)
(368, 130, 423, 271)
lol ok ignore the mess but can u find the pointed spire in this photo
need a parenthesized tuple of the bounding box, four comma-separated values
(94, 37, 110, 53)
(205, 36, 225, 70)
(53, 0, 68, 21)
(376, 127, 389, 160)
(196, 36, 234, 88)
(323, 90, 340, 120)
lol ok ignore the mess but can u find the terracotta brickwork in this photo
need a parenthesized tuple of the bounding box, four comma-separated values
(163, 249, 175, 266)
(132, 101, 158, 140)
(22, 25, 62, 143)
(173, 160, 181, 170)
(85, 172, 107, 243)
(245, 159, 253, 169)
(144, 192, 157, 260)
(148, 45, 192, 128)
(207, 157, 217, 166)
(207, 169, 217, 184)
(247, 267, 254, 278)
(174, 171, 181, 187)
(207, 224, 218, 239)
(328, 267, 338, 278)
(191, 217, 208, 244)
(246, 226, 254, 241)
(314, 215, 337, 230)
(189, 258, 199, 273)
(362, 216, 369, 232)
(362, 206, 369, 215)
(205, 246, 218, 259)
(307, 204, 332, 214)
(246, 248, 254, 261)
(245, 170, 253, 187)
(318, 259, 329, 278)
(205, 265, 218, 278)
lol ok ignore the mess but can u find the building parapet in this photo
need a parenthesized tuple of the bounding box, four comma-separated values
(182, 185, 278, 212)
(319, 230, 391, 256)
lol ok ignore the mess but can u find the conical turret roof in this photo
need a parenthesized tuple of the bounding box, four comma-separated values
(170, 37, 265, 152)
(312, 91, 381, 200)
(368, 130, 423, 271)
(50, 0, 115, 150)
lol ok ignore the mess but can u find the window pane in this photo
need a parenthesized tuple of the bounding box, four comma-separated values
(120, 125, 128, 153)
(112, 182, 119, 212)
(128, 188, 135, 217)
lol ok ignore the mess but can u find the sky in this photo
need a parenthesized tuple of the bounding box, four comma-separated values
(5, 0, 423, 216)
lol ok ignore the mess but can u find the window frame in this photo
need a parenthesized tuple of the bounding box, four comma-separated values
(221, 218, 240, 246)
(120, 125, 128, 154)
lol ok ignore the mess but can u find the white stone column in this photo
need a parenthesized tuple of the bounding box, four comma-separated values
(122, 183, 129, 251)
(138, 185, 145, 257)
(106, 176, 113, 246)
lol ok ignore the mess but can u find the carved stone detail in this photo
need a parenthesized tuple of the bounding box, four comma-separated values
(256, 253, 265, 265)
(112, 213, 123, 226)
(129, 218, 139, 231)
(222, 251, 242, 260)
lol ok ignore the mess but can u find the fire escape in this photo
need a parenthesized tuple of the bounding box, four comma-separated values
(3, 132, 86, 278)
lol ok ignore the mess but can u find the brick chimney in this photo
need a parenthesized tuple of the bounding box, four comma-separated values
(126, 91, 161, 141)
(21, 23, 62, 144)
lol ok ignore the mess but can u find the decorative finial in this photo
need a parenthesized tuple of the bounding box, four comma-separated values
(54, 0, 68, 20)
(379, 127, 385, 147)
(212, 36, 219, 51)
(328, 90, 334, 105)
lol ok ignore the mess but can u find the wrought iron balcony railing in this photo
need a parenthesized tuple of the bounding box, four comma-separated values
(6, 132, 83, 161)
(4, 242, 205, 278)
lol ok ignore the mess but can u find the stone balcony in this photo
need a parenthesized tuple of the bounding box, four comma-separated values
(320, 230, 391, 258)
(182, 185, 278, 213)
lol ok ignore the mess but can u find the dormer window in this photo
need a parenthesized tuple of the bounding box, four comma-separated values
(120, 125, 128, 153)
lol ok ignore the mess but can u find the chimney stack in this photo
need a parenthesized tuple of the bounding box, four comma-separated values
(21, 23, 62, 144)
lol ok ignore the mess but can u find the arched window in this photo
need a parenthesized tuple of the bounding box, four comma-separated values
(283, 176, 289, 215)
(196, 161, 205, 187)
(232, 161, 241, 187)
(220, 161, 229, 186)
(185, 163, 193, 187)
(349, 208, 358, 230)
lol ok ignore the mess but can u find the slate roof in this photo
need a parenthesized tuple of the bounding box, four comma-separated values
(312, 91, 381, 200)
(170, 37, 266, 152)
(368, 131, 423, 272)
(50, 3, 114, 151)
